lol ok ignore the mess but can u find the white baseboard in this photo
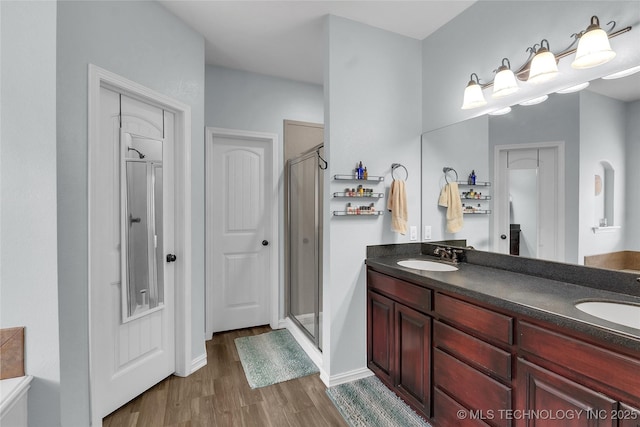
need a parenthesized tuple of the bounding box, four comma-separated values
(321, 367, 374, 388)
(188, 353, 207, 375)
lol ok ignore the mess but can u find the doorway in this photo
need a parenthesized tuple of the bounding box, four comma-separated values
(88, 65, 193, 425)
(205, 128, 279, 337)
(494, 142, 565, 261)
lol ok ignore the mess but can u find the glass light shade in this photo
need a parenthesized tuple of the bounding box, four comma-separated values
(461, 81, 487, 110)
(492, 68, 519, 98)
(572, 27, 615, 69)
(556, 82, 590, 94)
(528, 50, 558, 84)
(489, 106, 512, 116)
(602, 65, 640, 80)
(519, 95, 548, 106)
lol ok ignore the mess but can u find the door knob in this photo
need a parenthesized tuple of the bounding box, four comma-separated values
(500, 234, 507, 240)
(262, 240, 269, 246)
(166, 254, 177, 262)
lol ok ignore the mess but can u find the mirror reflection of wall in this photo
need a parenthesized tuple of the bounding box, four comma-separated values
(421, 72, 640, 268)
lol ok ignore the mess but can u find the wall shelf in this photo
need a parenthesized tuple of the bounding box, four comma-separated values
(462, 195, 491, 201)
(591, 225, 621, 234)
(333, 192, 384, 198)
(457, 181, 491, 187)
(463, 209, 492, 215)
(334, 174, 384, 182)
(333, 211, 383, 216)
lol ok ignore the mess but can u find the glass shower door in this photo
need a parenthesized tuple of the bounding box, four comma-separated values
(289, 150, 321, 348)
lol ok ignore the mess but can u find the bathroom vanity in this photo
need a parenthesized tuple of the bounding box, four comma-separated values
(366, 243, 640, 427)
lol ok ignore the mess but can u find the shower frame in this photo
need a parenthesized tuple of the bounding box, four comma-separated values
(286, 144, 324, 350)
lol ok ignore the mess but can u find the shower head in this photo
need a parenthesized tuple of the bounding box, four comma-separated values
(128, 147, 145, 159)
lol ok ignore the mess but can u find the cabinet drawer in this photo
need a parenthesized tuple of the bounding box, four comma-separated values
(435, 293, 513, 346)
(434, 349, 512, 427)
(434, 321, 511, 382)
(367, 269, 432, 314)
(434, 388, 492, 427)
(519, 321, 640, 398)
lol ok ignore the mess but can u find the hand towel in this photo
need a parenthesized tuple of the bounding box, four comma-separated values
(387, 180, 408, 235)
(438, 182, 463, 233)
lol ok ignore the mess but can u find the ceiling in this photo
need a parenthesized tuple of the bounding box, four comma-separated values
(160, 1, 640, 101)
(159, 0, 475, 85)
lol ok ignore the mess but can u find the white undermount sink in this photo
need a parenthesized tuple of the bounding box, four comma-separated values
(575, 301, 640, 330)
(397, 259, 458, 272)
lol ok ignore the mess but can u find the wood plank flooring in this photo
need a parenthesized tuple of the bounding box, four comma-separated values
(103, 326, 348, 426)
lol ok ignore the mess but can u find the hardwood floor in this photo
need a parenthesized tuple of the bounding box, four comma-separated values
(103, 326, 348, 426)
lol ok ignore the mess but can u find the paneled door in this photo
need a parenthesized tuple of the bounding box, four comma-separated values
(90, 89, 175, 419)
(206, 128, 276, 335)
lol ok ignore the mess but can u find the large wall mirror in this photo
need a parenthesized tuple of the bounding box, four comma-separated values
(121, 132, 165, 322)
(422, 67, 640, 271)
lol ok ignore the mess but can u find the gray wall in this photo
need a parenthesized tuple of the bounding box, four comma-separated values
(56, 2, 205, 425)
(324, 15, 422, 377)
(422, 1, 640, 132)
(489, 94, 580, 263)
(421, 116, 490, 249)
(579, 91, 627, 260)
(0, 2, 60, 426)
(204, 65, 324, 321)
(627, 100, 640, 251)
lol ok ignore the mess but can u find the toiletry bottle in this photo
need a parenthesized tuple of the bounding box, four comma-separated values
(363, 167, 368, 180)
(354, 163, 359, 179)
(358, 161, 364, 179)
(471, 170, 476, 185)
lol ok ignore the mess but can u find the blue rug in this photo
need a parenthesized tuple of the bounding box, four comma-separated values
(327, 376, 432, 427)
(234, 329, 319, 388)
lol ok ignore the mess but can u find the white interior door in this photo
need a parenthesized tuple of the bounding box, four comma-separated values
(90, 89, 175, 419)
(495, 143, 564, 261)
(206, 129, 274, 335)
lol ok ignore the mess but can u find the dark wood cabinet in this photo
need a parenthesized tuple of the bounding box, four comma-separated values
(367, 270, 432, 417)
(367, 290, 394, 385)
(395, 303, 431, 416)
(366, 266, 640, 427)
(516, 359, 617, 427)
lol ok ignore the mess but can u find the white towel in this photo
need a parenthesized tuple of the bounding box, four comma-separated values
(438, 182, 463, 233)
(387, 180, 408, 235)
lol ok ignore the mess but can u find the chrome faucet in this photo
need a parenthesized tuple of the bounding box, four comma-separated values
(434, 247, 463, 263)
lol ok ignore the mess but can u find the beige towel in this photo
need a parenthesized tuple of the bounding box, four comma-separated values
(438, 182, 463, 233)
(387, 180, 408, 235)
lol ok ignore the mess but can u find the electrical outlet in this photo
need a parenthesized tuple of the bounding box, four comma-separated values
(410, 226, 418, 241)
(424, 225, 432, 240)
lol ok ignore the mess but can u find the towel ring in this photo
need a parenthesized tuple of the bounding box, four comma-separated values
(391, 163, 408, 181)
(443, 167, 458, 183)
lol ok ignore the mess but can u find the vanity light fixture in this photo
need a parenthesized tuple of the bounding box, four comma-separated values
(489, 106, 512, 116)
(460, 15, 632, 110)
(528, 40, 559, 84)
(461, 73, 487, 110)
(519, 95, 548, 106)
(492, 58, 519, 98)
(556, 82, 590, 94)
(572, 16, 616, 69)
(602, 65, 640, 80)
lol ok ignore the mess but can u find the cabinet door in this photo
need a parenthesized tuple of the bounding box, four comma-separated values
(618, 403, 640, 427)
(517, 359, 616, 427)
(367, 291, 394, 385)
(395, 303, 432, 417)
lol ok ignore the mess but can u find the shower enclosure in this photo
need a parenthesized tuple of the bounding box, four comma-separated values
(287, 145, 325, 350)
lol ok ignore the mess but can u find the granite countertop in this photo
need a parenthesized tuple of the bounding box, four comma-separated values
(366, 253, 640, 352)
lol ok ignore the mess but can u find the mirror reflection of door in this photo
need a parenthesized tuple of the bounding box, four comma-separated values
(496, 143, 564, 261)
